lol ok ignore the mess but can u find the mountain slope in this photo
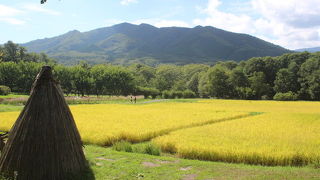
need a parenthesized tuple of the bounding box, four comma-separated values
(22, 23, 291, 65)
(295, 47, 320, 53)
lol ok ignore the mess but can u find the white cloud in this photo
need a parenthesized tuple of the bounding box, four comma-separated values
(252, 0, 320, 28)
(0, 4, 25, 25)
(120, 0, 138, 6)
(0, 17, 25, 25)
(0, 3, 61, 25)
(251, 0, 320, 49)
(22, 3, 61, 16)
(131, 18, 190, 28)
(192, 0, 320, 49)
(193, 0, 255, 34)
(0, 4, 22, 17)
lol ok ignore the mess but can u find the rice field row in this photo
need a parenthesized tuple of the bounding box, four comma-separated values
(153, 112, 320, 166)
(199, 99, 320, 114)
(0, 102, 250, 146)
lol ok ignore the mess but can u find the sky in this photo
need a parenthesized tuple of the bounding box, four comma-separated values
(0, 0, 320, 50)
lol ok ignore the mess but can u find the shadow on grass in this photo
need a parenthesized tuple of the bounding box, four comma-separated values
(0, 163, 95, 180)
(65, 161, 96, 180)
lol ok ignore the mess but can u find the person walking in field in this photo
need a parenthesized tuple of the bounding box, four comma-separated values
(134, 96, 137, 104)
(130, 96, 133, 103)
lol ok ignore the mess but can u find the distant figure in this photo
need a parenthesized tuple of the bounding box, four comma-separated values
(130, 96, 133, 103)
(134, 96, 137, 104)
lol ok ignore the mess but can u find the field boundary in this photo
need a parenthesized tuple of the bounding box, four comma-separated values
(114, 112, 265, 145)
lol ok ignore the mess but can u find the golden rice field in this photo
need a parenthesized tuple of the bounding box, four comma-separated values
(153, 112, 320, 166)
(199, 99, 320, 114)
(0, 99, 319, 166)
(0, 102, 249, 146)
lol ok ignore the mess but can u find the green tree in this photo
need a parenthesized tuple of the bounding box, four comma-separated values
(3, 41, 19, 63)
(207, 66, 232, 98)
(71, 62, 93, 96)
(91, 65, 108, 96)
(274, 68, 299, 93)
(54, 65, 74, 96)
(308, 70, 320, 100)
(104, 66, 135, 96)
(299, 57, 320, 100)
(129, 64, 155, 88)
(186, 72, 200, 95)
(154, 65, 182, 91)
(249, 72, 272, 99)
(230, 67, 249, 88)
(0, 62, 21, 91)
(198, 71, 210, 98)
(17, 62, 42, 93)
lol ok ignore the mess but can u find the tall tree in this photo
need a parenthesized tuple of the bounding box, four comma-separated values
(3, 41, 19, 63)
(249, 72, 271, 99)
(207, 66, 232, 98)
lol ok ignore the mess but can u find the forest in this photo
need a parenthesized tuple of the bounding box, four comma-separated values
(0, 41, 320, 101)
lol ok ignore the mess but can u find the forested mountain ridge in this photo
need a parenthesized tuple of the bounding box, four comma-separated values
(295, 47, 320, 53)
(1, 41, 319, 101)
(22, 23, 291, 65)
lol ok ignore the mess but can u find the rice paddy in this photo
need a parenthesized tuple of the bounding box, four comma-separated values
(153, 112, 320, 166)
(1, 99, 319, 166)
(0, 102, 249, 145)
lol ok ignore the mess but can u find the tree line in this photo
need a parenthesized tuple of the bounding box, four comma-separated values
(0, 41, 320, 100)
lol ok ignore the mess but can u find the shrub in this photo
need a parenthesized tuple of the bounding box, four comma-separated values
(0, 85, 11, 95)
(137, 87, 160, 99)
(182, 90, 196, 98)
(162, 90, 171, 99)
(172, 91, 183, 99)
(162, 90, 185, 99)
(312, 159, 320, 169)
(162, 90, 180, 99)
(235, 87, 255, 100)
(143, 143, 160, 156)
(273, 91, 298, 101)
(261, 95, 270, 100)
(112, 141, 133, 152)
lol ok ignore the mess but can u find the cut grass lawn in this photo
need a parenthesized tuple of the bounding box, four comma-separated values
(85, 145, 320, 180)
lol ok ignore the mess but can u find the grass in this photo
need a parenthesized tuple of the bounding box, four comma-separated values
(0, 104, 23, 112)
(85, 145, 320, 180)
(112, 141, 161, 156)
(1, 144, 320, 179)
(0, 94, 28, 99)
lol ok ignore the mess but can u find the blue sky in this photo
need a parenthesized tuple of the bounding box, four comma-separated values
(1, 0, 320, 49)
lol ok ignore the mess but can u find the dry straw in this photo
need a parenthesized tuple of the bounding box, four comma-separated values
(0, 66, 88, 179)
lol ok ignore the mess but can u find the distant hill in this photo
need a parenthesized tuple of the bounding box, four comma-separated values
(295, 47, 320, 53)
(22, 23, 291, 65)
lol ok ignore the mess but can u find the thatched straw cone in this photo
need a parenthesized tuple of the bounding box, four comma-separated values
(0, 66, 88, 180)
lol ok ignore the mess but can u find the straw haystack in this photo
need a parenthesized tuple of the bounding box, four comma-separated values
(0, 66, 88, 179)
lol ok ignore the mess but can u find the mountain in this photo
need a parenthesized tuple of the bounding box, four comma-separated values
(295, 47, 320, 53)
(22, 23, 291, 65)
